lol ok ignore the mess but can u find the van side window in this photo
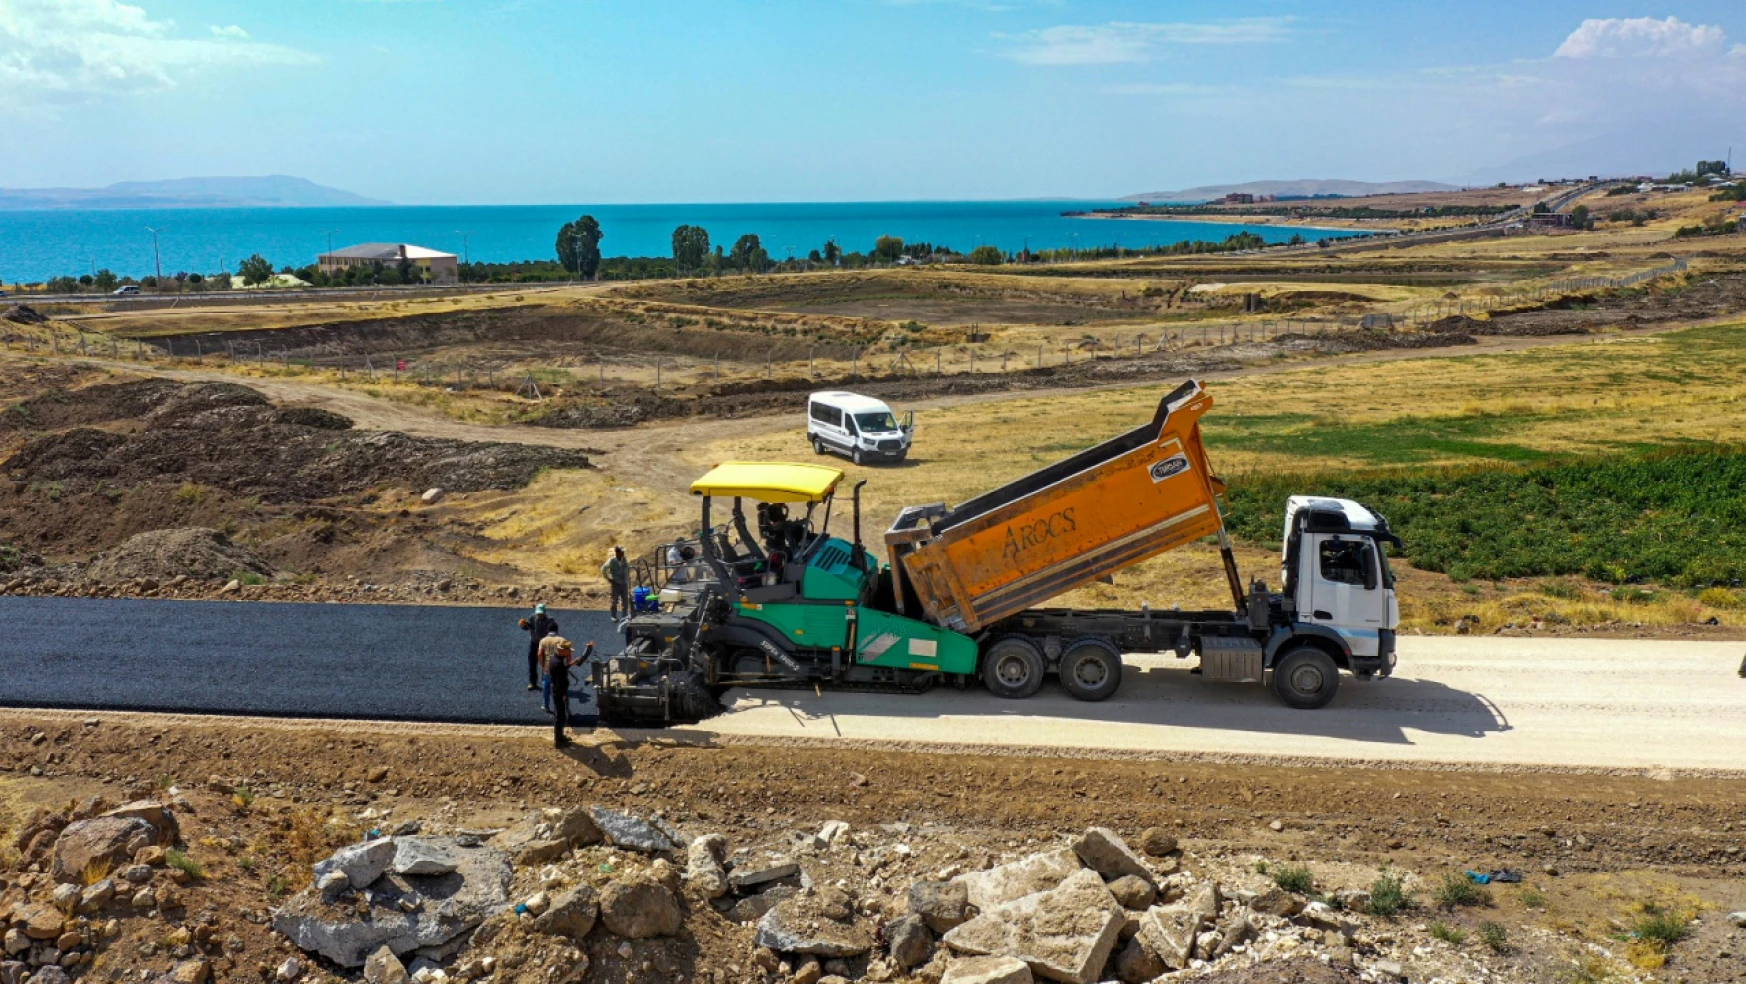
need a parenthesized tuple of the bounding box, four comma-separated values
(829, 407, 843, 426)
(1318, 540, 1370, 586)
(809, 403, 826, 423)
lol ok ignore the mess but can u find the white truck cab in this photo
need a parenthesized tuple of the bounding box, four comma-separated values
(807, 391, 913, 465)
(1279, 495, 1400, 674)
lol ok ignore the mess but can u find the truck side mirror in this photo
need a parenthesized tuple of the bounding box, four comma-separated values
(1361, 543, 1379, 591)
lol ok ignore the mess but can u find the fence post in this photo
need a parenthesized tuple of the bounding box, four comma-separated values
(656, 357, 662, 390)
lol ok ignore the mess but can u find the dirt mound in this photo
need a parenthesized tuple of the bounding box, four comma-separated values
(0, 378, 184, 433)
(3, 304, 48, 324)
(85, 527, 273, 582)
(1424, 314, 1486, 334)
(2, 380, 593, 502)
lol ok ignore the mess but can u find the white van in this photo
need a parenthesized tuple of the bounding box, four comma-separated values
(807, 391, 913, 465)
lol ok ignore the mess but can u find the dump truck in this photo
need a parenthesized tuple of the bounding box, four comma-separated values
(595, 379, 1399, 723)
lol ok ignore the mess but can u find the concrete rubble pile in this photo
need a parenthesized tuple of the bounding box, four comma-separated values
(254, 806, 1454, 984)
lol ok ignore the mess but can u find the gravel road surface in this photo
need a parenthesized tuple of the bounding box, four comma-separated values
(0, 597, 613, 724)
(5, 598, 1743, 771)
(695, 636, 1746, 772)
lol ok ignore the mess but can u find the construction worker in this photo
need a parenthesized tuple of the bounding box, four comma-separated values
(518, 603, 559, 691)
(545, 638, 593, 748)
(602, 546, 631, 620)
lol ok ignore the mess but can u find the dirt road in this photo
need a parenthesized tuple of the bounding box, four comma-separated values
(692, 636, 1746, 774)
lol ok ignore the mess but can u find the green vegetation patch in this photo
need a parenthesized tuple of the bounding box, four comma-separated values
(1205, 410, 1553, 466)
(1224, 445, 1746, 586)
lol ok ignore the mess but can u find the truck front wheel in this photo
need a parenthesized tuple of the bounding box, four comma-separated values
(1271, 646, 1341, 709)
(1059, 637, 1122, 702)
(982, 636, 1045, 699)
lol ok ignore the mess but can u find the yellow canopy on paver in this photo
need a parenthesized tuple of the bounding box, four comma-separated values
(689, 461, 844, 503)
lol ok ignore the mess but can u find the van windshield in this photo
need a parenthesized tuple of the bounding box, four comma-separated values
(853, 411, 897, 432)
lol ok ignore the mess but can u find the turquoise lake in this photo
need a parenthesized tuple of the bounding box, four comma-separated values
(0, 200, 1360, 283)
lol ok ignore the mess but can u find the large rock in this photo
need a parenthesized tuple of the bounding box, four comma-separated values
(1248, 885, 1303, 917)
(685, 835, 730, 900)
(489, 809, 603, 865)
(390, 839, 462, 877)
(50, 817, 160, 884)
(588, 808, 677, 854)
(101, 801, 180, 844)
(13, 905, 63, 941)
(24, 969, 69, 984)
(887, 914, 934, 969)
(532, 885, 598, 940)
(728, 858, 799, 892)
(1134, 896, 1213, 973)
(1, 961, 26, 984)
(941, 869, 1123, 984)
(754, 893, 873, 958)
(941, 957, 1033, 984)
(1112, 936, 1164, 984)
(1069, 829, 1152, 884)
(598, 875, 682, 939)
(909, 879, 972, 933)
(1136, 829, 1177, 857)
(272, 840, 513, 967)
(363, 946, 407, 984)
(312, 839, 398, 890)
(1105, 875, 1155, 911)
(720, 885, 795, 924)
(953, 848, 1080, 911)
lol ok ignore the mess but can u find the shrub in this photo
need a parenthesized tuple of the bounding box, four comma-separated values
(165, 849, 204, 880)
(1518, 886, 1548, 910)
(232, 785, 256, 808)
(1631, 907, 1693, 949)
(1366, 869, 1410, 916)
(266, 874, 291, 899)
(1270, 864, 1315, 894)
(1479, 921, 1510, 953)
(1698, 587, 1744, 609)
(1434, 872, 1489, 908)
(1429, 921, 1466, 944)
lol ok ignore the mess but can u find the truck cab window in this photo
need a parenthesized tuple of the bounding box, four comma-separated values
(1318, 539, 1370, 587)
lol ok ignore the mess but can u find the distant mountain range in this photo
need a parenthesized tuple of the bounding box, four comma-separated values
(0, 176, 389, 210)
(1121, 179, 1462, 203)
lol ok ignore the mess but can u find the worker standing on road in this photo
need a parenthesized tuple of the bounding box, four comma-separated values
(518, 603, 559, 691)
(602, 547, 631, 621)
(546, 638, 593, 748)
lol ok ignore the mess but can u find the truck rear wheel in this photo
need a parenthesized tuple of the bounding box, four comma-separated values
(1271, 646, 1340, 709)
(1059, 637, 1122, 702)
(982, 635, 1044, 699)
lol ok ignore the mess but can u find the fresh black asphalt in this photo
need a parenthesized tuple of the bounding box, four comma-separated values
(0, 597, 617, 724)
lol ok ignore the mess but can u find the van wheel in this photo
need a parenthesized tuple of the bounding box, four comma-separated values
(852, 448, 864, 466)
(1059, 637, 1122, 701)
(982, 635, 1044, 699)
(812, 437, 826, 455)
(1271, 646, 1341, 709)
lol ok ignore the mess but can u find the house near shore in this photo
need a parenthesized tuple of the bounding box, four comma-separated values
(318, 243, 459, 284)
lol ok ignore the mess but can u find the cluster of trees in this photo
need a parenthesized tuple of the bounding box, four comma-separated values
(1113, 203, 1514, 220)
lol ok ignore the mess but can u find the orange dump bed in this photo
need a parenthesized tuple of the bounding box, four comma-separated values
(885, 380, 1225, 633)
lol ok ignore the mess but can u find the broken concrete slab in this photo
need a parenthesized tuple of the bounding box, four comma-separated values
(1069, 828, 1152, 884)
(941, 869, 1122, 984)
(952, 847, 1080, 911)
(588, 808, 677, 854)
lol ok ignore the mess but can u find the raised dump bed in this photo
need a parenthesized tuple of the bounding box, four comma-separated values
(885, 379, 1230, 633)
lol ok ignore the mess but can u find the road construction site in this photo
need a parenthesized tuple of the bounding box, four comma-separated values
(5, 185, 1746, 983)
(3, 595, 1741, 774)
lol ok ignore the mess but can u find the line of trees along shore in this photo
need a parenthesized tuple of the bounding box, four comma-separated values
(5, 216, 1311, 293)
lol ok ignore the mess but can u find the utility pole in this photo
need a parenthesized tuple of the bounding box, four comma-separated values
(144, 226, 162, 290)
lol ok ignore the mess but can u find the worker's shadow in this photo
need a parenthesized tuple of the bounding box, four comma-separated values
(719, 663, 1509, 747)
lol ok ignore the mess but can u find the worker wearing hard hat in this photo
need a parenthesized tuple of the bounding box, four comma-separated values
(543, 637, 593, 748)
(517, 603, 559, 692)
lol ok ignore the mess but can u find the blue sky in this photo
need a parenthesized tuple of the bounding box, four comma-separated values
(3, 0, 1744, 203)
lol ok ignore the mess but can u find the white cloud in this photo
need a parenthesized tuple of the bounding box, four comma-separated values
(0, 0, 316, 108)
(1000, 18, 1290, 65)
(1554, 16, 1724, 58)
